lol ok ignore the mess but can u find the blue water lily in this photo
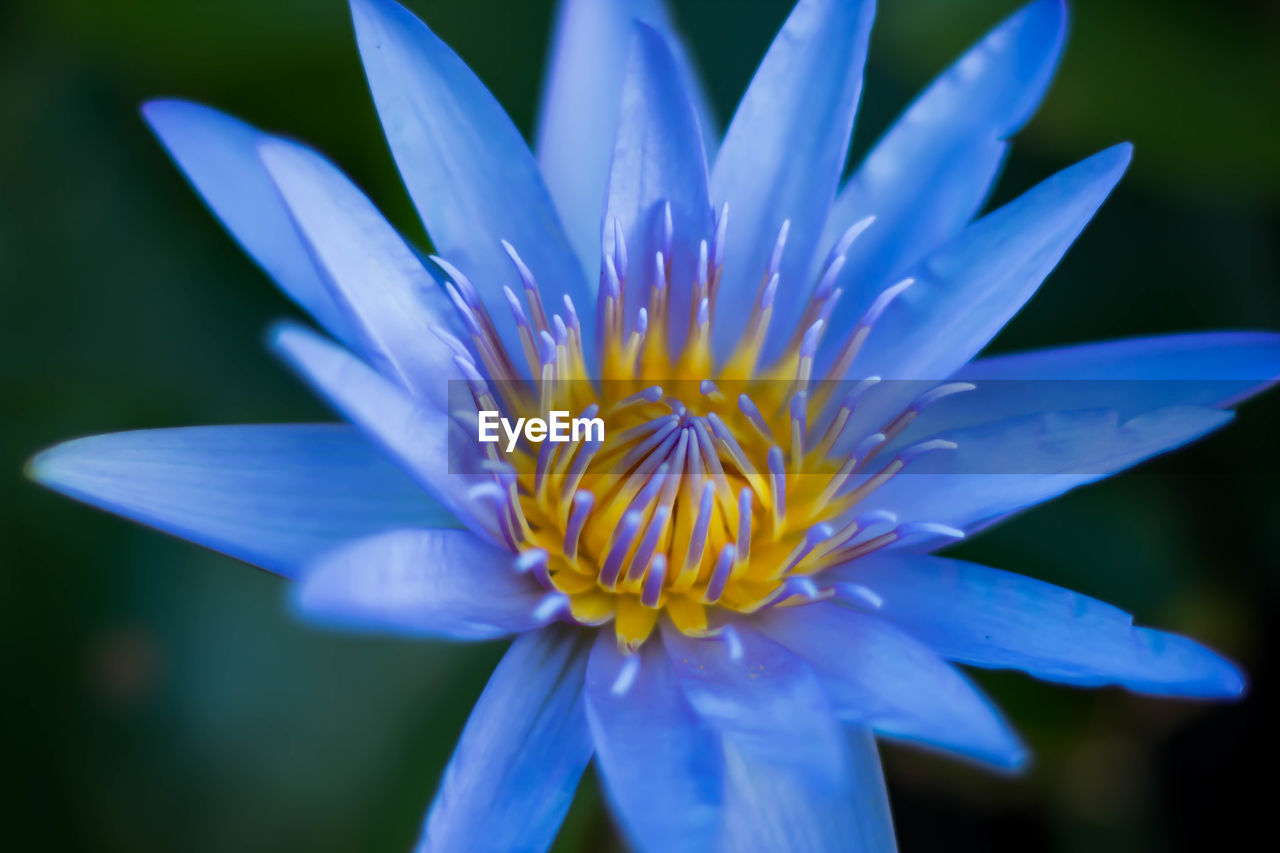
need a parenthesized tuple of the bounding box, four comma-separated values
(30, 0, 1280, 850)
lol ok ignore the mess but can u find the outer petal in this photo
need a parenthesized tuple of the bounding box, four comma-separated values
(141, 100, 359, 348)
(350, 0, 593, 367)
(661, 621, 844, 785)
(758, 602, 1025, 768)
(820, 0, 1066, 339)
(27, 425, 449, 579)
(940, 330, 1280, 422)
(537, 0, 716, 277)
(604, 24, 713, 351)
(845, 144, 1132, 393)
(420, 627, 593, 853)
(270, 322, 497, 545)
(710, 0, 876, 362)
(584, 631, 721, 853)
(292, 529, 552, 641)
(717, 730, 896, 853)
(836, 553, 1245, 698)
(258, 138, 465, 409)
(856, 405, 1232, 539)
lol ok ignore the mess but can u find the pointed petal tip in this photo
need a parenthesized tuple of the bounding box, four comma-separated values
(1093, 141, 1135, 180)
(995, 742, 1033, 775)
(265, 318, 315, 358)
(139, 99, 232, 149)
(348, 0, 395, 22)
(139, 97, 201, 126)
(138, 97, 181, 124)
(1025, 0, 1068, 27)
(1211, 661, 1248, 700)
(24, 435, 108, 492)
(1131, 627, 1249, 700)
(24, 443, 64, 487)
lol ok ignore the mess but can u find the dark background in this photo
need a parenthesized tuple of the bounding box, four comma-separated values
(3, 1, 1278, 850)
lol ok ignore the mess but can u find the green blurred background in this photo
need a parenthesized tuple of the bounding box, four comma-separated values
(3, 0, 1278, 850)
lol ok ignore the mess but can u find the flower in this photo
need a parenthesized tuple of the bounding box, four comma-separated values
(27, 0, 1280, 850)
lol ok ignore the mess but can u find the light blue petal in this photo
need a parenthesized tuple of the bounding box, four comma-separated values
(293, 528, 549, 641)
(710, 0, 875, 363)
(856, 405, 1232, 541)
(758, 602, 1025, 768)
(820, 0, 1066, 344)
(717, 729, 896, 853)
(963, 330, 1280, 385)
(350, 0, 593, 369)
(27, 425, 450, 579)
(880, 330, 1280, 461)
(836, 553, 1245, 698)
(604, 23, 713, 352)
(846, 144, 1132, 398)
(258, 139, 465, 409)
(661, 621, 844, 785)
(141, 100, 359, 348)
(420, 627, 592, 853)
(584, 631, 721, 853)
(956, 329, 1280, 405)
(270, 321, 497, 545)
(881, 331, 1280, 449)
(538, 0, 716, 277)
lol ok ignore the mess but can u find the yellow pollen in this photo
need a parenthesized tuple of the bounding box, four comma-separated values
(449, 226, 931, 652)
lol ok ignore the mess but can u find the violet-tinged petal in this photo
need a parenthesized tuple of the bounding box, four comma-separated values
(293, 528, 550, 640)
(585, 632, 722, 853)
(350, 0, 593, 368)
(258, 138, 464, 408)
(710, 0, 875, 363)
(926, 331, 1280, 429)
(835, 553, 1245, 698)
(419, 627, 592, 852)
(855, 405, 1232, 548)
(820, 0, 1067, 343)
(758, 602, 1026, 769)
(270, 321, 498, 545)
(27, 425, 449, 580)
(662, 621, 844, 785)
(538, 0, 716, 278)
(141, 100, 359, 348)
(604, 23, 713, 352)
(847, 144, 1132, 394)
(717, 729, 896, 853)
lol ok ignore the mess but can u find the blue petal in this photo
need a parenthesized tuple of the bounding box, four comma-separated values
(709, 0, 876, 363)
(846, 144, 1132, 395)
(420, 627, 592, 852)
(820, 0, 1066, 343)
(874, 328, 1280, 466)
(350, 0, 593, 368)
(537, 0, 716, 277)
(661, 621, 844, 785)
(270, 321, 498, 544)
(258, 139, 465, 409)
(758, 602, 1025, 769)
(882, 331, 1280, 449)
(292, 528, 550, 641)
(27, 425, 449, 579)
(604, 23, 713, 352)
(952, 329, 1280, 409)
(718, 729, 896, 853)
(836, 553, 1246, 698)
(857, 405, 1232, 541)
(584, 631, 721, 853)
(141, 100, 360, 348)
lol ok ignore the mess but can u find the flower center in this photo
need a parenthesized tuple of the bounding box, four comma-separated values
(439, 208, 963, 650)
